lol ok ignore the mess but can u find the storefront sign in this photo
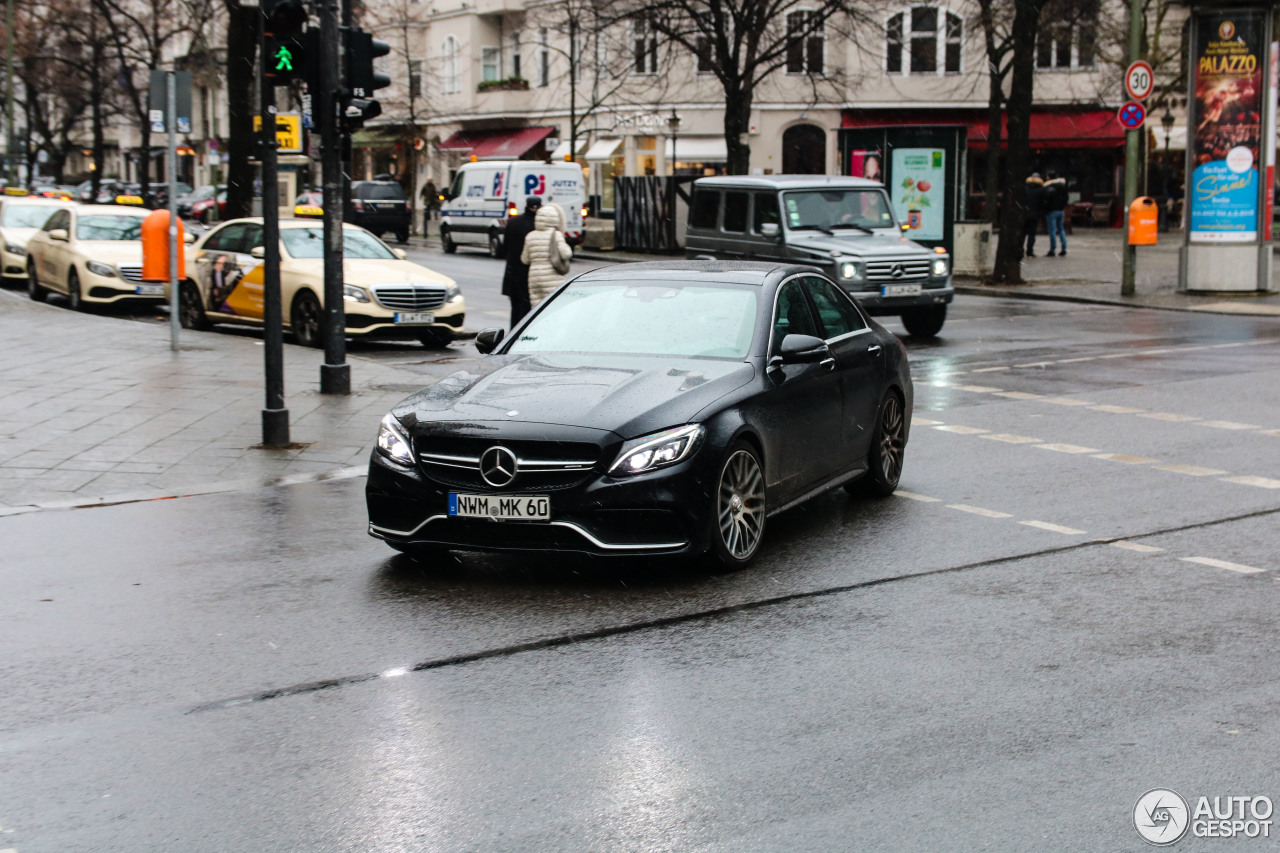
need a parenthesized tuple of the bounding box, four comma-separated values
(890, 148, 945, 240)
(1189, 12, 1265, 243)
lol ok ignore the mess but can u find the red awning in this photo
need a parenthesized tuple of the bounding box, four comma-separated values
(841, 110, 1125, 150)
(437, 126, 556, 159)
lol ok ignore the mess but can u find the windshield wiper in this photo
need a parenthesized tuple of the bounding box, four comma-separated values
(830, 222, 874, 235)
(790, 224, 833, 236)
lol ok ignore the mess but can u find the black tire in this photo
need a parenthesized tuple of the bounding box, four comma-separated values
(440, 226, 457, 254)
(708, 441, 767, 569)
(847, 390, 906, 498)
(418, 328, 453, 349)
(901, 305, 946, 337)
(179, 280, 211, 330)
(290, 290, 324, 348)
(487, 231, 505, 259)
(27, 262, 47, 302)
(396, 229, 410, 245)
(199, 209, 212, 225)
(66, 269, 84, 311)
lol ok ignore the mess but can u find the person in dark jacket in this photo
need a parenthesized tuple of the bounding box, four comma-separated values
(1023, 173, 1045, 258)
(1042, 170, 1068, 256)
(501, 196, 542, 328)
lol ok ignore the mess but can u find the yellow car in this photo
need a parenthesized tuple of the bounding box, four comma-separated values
(180, 218, 465, 348)
(0, 197, 74, 285)
(25, 205, 163, 310)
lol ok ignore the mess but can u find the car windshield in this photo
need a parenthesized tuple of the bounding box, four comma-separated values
(281, 227, 395, 259)
(76, 215, 145, 240)
(782, 189, 896, 232)
(508, 282, 758, 359)
(2, 205, 58, 228)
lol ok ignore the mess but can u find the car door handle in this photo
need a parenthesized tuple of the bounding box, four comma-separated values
(819, 357, 836, 371)
(867, 344, 883, 355)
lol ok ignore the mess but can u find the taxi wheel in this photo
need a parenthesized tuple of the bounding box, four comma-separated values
(27, 262, 47, 302)
(290, 291, 324, 348)
(66, 270, 85, 312)
(440, 226, 457, 254)
(418, 328, 453, 350)
(179, 281, 211, 330)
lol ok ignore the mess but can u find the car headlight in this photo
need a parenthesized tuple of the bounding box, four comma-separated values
(932, 257, 949, 277)
(445, 283, 462, 303)
(5, 243, 25, 256)
(840, 260, 861, 280)
(86, 261, 116, 277)
(608, 424, 704, 476)
(375, 413, 413, 466)
(343, 284, 370, 303)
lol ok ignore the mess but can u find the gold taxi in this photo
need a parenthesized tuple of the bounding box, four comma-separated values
(25, 205, 162, 309)
(180, 218, 464, 348)
(0, 197, 74, 284)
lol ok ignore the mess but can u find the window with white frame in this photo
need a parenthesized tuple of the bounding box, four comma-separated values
(786, 10, 824, 74)
(441, 35, 461, 94)
(511, 31, 522, 79)
(886, 7, 961, 75)
(633, 14, 658, 75)
(538, 28, 550, 86)
(1036, 19, 1096, 70)
(482, 46, 501, 82)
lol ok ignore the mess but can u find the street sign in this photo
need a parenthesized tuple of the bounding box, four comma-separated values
(147, 70, 193, 134)
(1125, 60, 1154, 101)
(253, 114, 303, 153)
(1118, 101, 1147, 130)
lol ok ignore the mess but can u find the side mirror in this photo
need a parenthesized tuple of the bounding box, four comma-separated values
(770, 334, 830, 370)
(392, 248, 408, 260)
(760, 223, 780, 238)
(250, 245, 265, 259)
(49, 228, 69, 242)
(474, 327, 505, 355)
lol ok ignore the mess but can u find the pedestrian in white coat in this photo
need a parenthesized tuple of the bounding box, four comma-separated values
(521, 203, 573, 306)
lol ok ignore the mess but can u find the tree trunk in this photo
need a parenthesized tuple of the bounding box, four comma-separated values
(723, 84, 751, 176)
(984, 68, 1002, 226)
(224, 2, 257, 218)
(991, 0, 1043, 285)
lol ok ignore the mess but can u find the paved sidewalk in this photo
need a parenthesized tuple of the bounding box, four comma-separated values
(0, 289, 460, 513)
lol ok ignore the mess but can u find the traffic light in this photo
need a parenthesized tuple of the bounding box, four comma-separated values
(262, 0, 313, 83)
(345, 29, 391, 99)
(262, 0, 307, 38)
(341, 98, 382, 133)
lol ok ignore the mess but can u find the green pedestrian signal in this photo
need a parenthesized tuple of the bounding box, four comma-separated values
(274, 45, 294, 71)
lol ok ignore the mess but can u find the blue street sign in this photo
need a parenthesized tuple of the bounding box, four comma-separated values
(1118, 101, 1146, 130)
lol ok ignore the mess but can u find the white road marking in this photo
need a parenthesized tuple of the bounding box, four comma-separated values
(1181, 556, 1265, 574)
(935, 425, 991, 435)
(1015, 362, 1051, 368)
(980, 433, 1043, 444)
(895, 490, 941, 502)
(1036, 443, 1099, 454)
(954, 385, 1002, 393)
(1155, 464, 1229, 476)
(1020, 520, 1086, 534)
(971, 366, 1010, 373)
(1092, 453, 1159, 464)
(1138, 412, 1201, 422)
(1220, 475, 1280, 489)
(1057, 356, 1100, 363)
(1093, 353, 1130, 359)
(946, 504, 1013, 518)
(1041, 398, 1094, 406)
(912, 417, 944, 426)
(1197, 420, 1260, 430)
(1259, 429, 1280, 437)
(1111, 541, 1164, 553)
(995, 391, 1044, 399)
(1091, 404, 1146, 414)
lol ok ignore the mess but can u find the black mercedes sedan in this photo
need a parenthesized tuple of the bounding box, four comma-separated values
(366, 261, 913, 568)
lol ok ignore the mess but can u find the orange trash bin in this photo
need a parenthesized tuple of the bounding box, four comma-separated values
(141, 209, 185, 282)
(1128, 196, 1158, 246)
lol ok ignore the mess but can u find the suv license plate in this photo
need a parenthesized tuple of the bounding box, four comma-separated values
(394, 312, 435, 324)
(449, 493, 550, 521)
(881, 284, 922, 296)
(135, 284, 164, 296)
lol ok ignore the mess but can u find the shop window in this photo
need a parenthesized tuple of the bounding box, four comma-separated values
(786, 10, 824, 75)
(886, 7, 961, 75)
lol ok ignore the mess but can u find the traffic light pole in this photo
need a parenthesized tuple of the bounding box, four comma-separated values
(318, 0, 349, 395)
(259, 19, 291, 447)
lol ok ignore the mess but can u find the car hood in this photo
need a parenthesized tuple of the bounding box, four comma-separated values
(0, 227, 39, 248)
(284, 258, 455, 287)
(787, 231, 934, 260)
(76, 241, 144, 265)
(396, 354, 756, 438)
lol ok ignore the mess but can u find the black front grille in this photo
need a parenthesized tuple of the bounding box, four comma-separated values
(415, 437, 601, 493)
(117, 265, 143, 283)
(373, 285, 447, 311)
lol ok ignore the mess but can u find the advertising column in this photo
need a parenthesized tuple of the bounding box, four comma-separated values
(1182, 8, 1275, 292)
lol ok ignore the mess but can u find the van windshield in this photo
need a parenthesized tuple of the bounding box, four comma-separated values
(782, 189, 896, 232)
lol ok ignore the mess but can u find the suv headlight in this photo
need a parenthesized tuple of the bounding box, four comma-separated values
(343, 284, 370, 303)
(86, 261, 116, 277)
(445, 283, 462, 303)
(839, 260, 861, 280)
(375, 413, 413, 466)
(5, 242, 25, 256)
(932, 257, 949, 277)
(609, 424, 704, 476)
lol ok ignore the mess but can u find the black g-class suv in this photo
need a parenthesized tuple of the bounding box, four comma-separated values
(685, 176, 953, 336)
(350, 180, 412, 244)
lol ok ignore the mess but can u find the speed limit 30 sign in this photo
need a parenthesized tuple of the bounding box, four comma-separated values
(1126, 60, 1154, 101)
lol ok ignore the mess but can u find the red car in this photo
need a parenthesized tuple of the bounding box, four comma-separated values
(189, 188, 228, 224)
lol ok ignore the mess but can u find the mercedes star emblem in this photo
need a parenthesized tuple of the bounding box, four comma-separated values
(890, 263, 905, 279)
(480, 446, 518, 487)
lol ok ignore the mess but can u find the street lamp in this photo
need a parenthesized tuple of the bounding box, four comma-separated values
(1161, 107, 1176, 232)
(1161, 107, 1175, 157)
(667, 109, 681, 250)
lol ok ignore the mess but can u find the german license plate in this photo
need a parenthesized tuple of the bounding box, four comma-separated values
(881, 283, 922, 296)
(449, 493, 550, 521)
(135, 284, 164, 296)
(394, 311, 435, 324)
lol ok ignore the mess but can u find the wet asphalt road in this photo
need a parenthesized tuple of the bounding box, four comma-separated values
(3, 280, 1280, 850)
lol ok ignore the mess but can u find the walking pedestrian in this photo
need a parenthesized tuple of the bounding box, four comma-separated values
(420, 179, 439, 236)
(1022, 172, 1045, 258)
(521, 202, 573, 308)
(1043, 170, 1068, 256)
(501, 196, 542, 329)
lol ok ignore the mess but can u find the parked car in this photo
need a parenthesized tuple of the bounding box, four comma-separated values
(177, 184, 221, 218)
(30, 184, 77, 201)
(189, 188, 228, 223)
(439, 159, 588, 256)
(180, 218, 464, 348)
(293, 190, 323, 218)
(0, 197, 75, 285)
(349, 180, 411, 244)
(25, 205, 162, 309)
(366, 260, 912, 567)
(685, 176, 954, 337)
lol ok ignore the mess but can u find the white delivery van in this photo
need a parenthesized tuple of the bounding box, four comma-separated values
(439, 160, 587, 257)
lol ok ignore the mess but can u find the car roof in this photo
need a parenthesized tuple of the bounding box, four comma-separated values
(693, 175, 885, 191)
(207, 216, 370, 230)
(572, 260, 821, 286)
(76, 204, 150, 216)
(2, 197, 74, 206)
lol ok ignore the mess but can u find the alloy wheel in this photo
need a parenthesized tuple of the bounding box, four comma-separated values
(292, 293, 322, 347)
(878, 394, 905, 486)
(717, 449, 766, 561)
